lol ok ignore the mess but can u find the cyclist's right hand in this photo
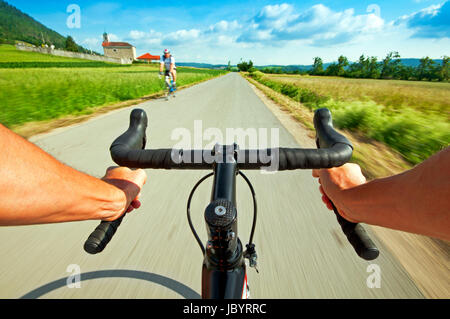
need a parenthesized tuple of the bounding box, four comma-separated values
(312, 163, 366, 223)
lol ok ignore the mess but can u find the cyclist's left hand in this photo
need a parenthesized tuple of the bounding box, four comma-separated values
(102, 166, 147, 215)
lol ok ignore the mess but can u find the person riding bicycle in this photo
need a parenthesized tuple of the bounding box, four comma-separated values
(159, 49, 176, 90)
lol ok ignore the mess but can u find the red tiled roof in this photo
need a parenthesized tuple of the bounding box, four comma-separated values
(137, 53, 160, 60)
(102, 42, 133, 47)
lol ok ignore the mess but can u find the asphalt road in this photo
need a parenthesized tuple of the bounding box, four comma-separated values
(0, 73, 423, 298)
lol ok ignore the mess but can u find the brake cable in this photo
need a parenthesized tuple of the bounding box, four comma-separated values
(186, 170, 258, 256)
(187, 172, 213, 255)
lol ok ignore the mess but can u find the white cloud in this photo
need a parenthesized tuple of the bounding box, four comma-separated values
(238, 3, 385, 46)
(163, 29, 201, 46)
(208, 20, 241, 33)
(82, 37, 101, 47)
(129, 30, 147, 40)
(393, 1, 449, 38)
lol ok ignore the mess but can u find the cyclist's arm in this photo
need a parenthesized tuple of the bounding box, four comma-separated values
(313, 147, 450, 241)
(0, 124, 146, 226)
(159, 60, 164, 73)
(170, 57, 175, 73)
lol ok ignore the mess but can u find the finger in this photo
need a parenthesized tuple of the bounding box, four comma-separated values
(131, 200, 141, 209)
(319, 185, 325, 196)
(125, 206, 134, 213)
(312, 169, 320, 178)
(322, 196, 333, 210)
(106, 166, 119, 173)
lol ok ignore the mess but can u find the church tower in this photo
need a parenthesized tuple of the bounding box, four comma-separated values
(103, 32, 109, 43)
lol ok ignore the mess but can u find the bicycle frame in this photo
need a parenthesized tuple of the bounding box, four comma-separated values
(201, 146, 248, 299)
(83, 108, 380, 300)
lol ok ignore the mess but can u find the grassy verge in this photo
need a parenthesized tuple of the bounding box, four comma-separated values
(0, 45, 227, 130)
(247, 71, 449, 166)
(13, 74, 222, 139)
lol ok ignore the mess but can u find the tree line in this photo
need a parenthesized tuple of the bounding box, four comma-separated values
(253, 52, 449, 82)
(310, 52, 448, 81)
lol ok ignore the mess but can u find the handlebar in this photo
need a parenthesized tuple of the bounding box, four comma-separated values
(109, 108, 353, 170)
(83, 107, 379, 260)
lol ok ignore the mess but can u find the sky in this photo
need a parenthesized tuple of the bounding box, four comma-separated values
(5, 0, 450, 65)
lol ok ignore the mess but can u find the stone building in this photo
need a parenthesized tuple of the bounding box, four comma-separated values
(102, 32, 136, 64)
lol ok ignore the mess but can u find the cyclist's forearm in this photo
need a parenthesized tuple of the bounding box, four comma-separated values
(344, 147, 450, 240)
(0, 124, 126, 226)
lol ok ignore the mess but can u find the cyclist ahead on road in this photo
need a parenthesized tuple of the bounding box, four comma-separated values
(159, 49, 176, 90)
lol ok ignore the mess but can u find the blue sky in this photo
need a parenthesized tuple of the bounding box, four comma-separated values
(6, 0, 450, 64)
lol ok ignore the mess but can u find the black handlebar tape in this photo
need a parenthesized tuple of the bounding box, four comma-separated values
(331, 202, 379, 260)
(84, 216, 125, 254)
(275, 144, 352, 170)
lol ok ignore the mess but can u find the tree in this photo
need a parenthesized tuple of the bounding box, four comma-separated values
(337, 55, 349, 76)
(397, 65, 415, 81)
(311, 57, 324, 75)
(367, 56, 381, 79)
(417, 57, 437, 81)
(325, 63, 339, 76)
(440, 56, 449, 81)
(237, 60, 253, 72)
(65, 35, 78, 52)
(347, 54, 367, 78)
(226, 61, 231, 71)
(381, 51, 401, 79)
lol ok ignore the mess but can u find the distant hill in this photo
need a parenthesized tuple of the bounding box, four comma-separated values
(0, 0, 89, 52)
(399, 58, 444, 67)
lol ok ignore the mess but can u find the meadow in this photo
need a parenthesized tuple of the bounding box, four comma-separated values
(0, 45, 226, 128)
(249, 71, 450, 165)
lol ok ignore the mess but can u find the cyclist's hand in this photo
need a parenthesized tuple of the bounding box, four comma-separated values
(102, 166, 147, 218)
(312, 163, 366, 223)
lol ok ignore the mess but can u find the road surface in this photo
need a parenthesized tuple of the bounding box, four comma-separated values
(0, 73, 423, 298)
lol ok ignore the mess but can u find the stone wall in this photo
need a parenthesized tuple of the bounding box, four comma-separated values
(103, 47, 136, 64)
(15, 44, 130, 64)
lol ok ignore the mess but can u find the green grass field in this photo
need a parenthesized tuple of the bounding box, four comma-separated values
(0, 45, 226, 128)
(249, 71, 450, 165)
